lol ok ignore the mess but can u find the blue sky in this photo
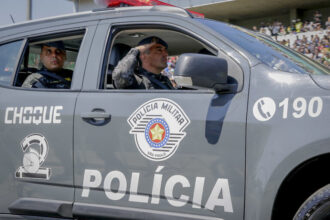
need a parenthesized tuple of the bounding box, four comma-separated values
(0, 0, 74, 27)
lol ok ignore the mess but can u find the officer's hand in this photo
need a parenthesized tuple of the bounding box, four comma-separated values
(135, 42, 156, 54)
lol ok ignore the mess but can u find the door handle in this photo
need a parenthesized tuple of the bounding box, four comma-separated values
(81, 109, 111, 126)
(81, 112, 111, 119)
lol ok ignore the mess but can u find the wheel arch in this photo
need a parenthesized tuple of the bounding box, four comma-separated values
(271, 153, 330, 220)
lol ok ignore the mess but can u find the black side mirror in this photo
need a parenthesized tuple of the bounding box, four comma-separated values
(174, 53, 230, 92)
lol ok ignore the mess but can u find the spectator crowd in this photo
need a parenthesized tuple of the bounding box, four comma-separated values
(253, 11, 330, 68)
(254, 11, 329, 36)
(284, 34, 330, 67)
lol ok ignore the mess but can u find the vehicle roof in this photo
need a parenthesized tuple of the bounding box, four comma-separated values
(0, 6, 193, 37)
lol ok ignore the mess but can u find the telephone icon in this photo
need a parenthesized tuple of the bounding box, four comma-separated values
(253, 97, 276, 121)
(257, 100, 272, 119)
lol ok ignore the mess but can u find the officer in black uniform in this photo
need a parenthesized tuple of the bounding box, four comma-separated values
(112, 36, 174, 89)
(22, 41, 72, 89)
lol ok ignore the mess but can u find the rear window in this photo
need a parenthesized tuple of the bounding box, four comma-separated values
(0, 40, 23, 86)
(15, 31, 85, 88)
(197, 19, 330, 75)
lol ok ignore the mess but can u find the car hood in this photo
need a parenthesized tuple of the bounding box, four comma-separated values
(310, 74, 330, 90)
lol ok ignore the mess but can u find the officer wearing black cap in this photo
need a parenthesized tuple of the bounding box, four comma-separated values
(22, 41, 72, 89)
(112, 36, 174, 89)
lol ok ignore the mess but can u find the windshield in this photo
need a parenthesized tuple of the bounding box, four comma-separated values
(197, 18, 330, 75)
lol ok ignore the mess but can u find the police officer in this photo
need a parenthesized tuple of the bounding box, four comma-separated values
(112, 36, 174, 89)
(22, 41, 72, 89)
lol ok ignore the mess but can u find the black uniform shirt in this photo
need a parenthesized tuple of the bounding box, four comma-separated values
(112, 48, 174, 90)
(22, 67, 73, 89)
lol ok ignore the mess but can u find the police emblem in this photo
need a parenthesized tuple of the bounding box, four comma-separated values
(128, 98, 190, 161)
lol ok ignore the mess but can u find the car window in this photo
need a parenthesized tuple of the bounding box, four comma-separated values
(0, 40, 24, 86)
(102, 27, 216, 90)
(15, 31, 85, 88)
(197, 18, 330, 75)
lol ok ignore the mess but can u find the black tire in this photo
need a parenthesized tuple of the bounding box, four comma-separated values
(293, 184, 330, 220)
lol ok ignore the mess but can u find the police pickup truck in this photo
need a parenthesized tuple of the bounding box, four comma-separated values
(0, 5, 329, 220)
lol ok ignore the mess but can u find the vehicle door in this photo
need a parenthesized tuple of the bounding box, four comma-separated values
(0, 22, 96, 219)
(73, 14, 249, 220)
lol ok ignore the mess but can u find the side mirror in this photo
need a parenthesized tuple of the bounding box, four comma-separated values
(174, 53, 230, 92)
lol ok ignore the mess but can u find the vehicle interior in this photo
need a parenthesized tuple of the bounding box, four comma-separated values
(104, 28, 217, 89)
(14, 33, 84, 88)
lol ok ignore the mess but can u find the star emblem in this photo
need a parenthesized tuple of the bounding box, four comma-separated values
(150, 124, 165, 141)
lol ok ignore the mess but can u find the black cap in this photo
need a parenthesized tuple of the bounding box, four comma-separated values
(138, 36, 168, 49)
(42, 41, 65, 50)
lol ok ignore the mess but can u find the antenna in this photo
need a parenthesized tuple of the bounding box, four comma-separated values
(10, 14, 15, 24)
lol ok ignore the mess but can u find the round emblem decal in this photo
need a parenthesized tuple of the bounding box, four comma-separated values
(128, 98, 190, 161)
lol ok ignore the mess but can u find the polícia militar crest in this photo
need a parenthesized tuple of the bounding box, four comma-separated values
(128, 98, 190, 161)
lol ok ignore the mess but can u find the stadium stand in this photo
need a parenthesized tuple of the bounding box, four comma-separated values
(255, 13, 329, 68)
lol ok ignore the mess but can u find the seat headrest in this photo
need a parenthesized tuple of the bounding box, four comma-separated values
(109, 43, 131, 69)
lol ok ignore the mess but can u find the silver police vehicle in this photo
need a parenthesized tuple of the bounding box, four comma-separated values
(0, 5, 329, 220)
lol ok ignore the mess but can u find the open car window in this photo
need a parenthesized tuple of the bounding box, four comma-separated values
(103, 28, 216, 90)
(14, 31, 85, 88)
